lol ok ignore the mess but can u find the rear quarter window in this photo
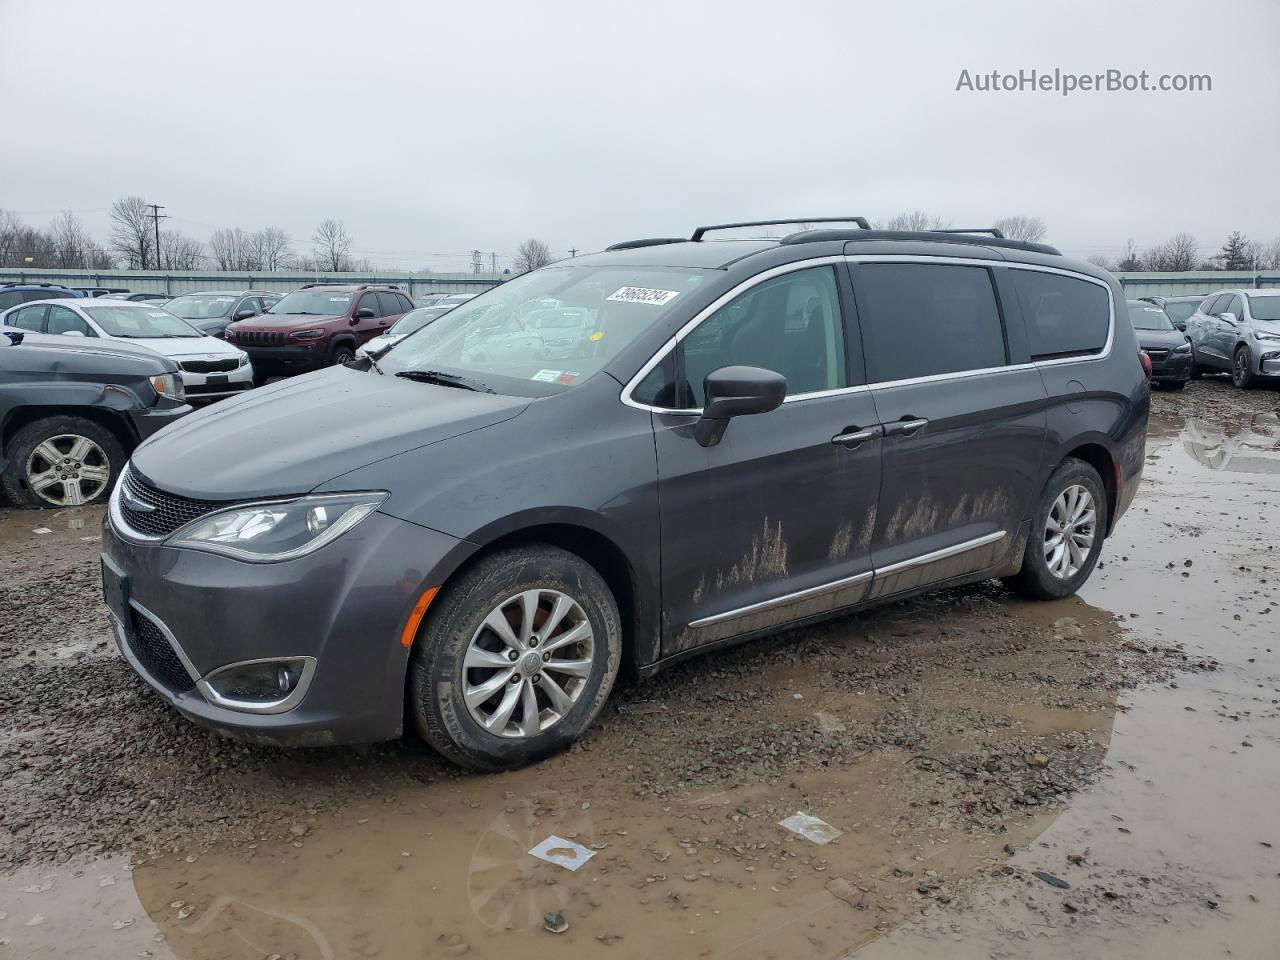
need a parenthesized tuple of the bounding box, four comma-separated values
(1012, 269, 1111, 359)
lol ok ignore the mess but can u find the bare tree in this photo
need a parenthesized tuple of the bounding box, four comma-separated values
(993, 215, 1047, 243)
(209, 227, 253, 270)
(1086, 254, 1116, 271)
(313, 219, 353, 272)
(1260, 237, 1280, 270)
(1116, 238, 1143, 272)
(109, 196, 155, 269)
(160, 231, 207, 270)
(257, 227, 293, 270)
(513, 238, 554, 273)
(49, 210, 91, 268)
(878, 211, 950, 232)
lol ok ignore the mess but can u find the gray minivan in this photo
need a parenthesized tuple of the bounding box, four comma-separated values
(101, 220, 1149, 769)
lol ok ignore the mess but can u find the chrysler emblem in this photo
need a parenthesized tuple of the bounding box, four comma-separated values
(120, 487, 156, 513)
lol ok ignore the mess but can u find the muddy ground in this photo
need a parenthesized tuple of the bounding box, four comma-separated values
(1, 374, 1277, 959)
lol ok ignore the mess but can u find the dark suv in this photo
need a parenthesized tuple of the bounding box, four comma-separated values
(102, 219, 1148, 769)
(0, 282, 83, 310)
(225, 283, 413, 381)
(1, 328, 190, 507)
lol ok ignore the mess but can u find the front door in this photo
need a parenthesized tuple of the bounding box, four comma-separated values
(650, 264, 883, 657)
(847, 259, 1046, 599)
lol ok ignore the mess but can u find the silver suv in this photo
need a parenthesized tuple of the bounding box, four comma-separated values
(1185, 289, 1280, 388)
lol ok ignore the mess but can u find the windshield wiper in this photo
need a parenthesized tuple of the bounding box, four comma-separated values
(395, 370, 494, 393)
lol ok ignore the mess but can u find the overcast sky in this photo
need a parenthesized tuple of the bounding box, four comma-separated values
(2, 0, 1277, 273)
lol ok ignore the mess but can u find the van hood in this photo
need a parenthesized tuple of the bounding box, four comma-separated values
(130, 365, 529, 500)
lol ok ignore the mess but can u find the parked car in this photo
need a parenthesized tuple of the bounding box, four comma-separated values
(101, 220, 1147, 769)
(102, 292, 172, 303)
(361, 305, 452, 356)
(1184, 289, 1280, 387)
(72, 287, 130, 298)
(1127, 300, 1191, 389)
(0, 282, 83, 310)
(164, 290, 281, 338)
(0, 326, 190, 507)
(0, 299, 253, 404)
(1139, 294, 1204, 332)
(224, 283, 414, 382)
(413, 293, 451, 308)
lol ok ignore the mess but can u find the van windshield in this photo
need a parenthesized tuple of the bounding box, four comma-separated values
(379, 266, 709, 393)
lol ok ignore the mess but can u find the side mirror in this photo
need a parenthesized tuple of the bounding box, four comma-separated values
(234, 309, 255, 321)
(1219, 313, 1236, 325)
(355, 307, 375, 319)
(694, 365, 786, 447)
(1174, 319, 1187, 331)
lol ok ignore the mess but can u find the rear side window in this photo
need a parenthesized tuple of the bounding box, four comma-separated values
(857, 263, 1006, 382)
(377, 292, 405, 316)
(8, 304, 47, 331)
(1012, 269, 1111, 360)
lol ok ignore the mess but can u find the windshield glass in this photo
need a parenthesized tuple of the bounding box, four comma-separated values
(1163, 301, 1197, 325)
(1248, 295, 1280, 321)
(1127, 302, 1174, 331)
(165, 294, 236, 319)
(380, 266, 711, 393)
(388, 307, 447, 336)
(85, 306, 202, 338)
(268, 290, 352, 316)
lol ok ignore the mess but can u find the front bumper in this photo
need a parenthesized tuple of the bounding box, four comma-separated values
(176, 363, 255, 402)
(101, 509, 474, 746)
(1150, 351, 1192, 382)
(238, 343, 327, 372)
(127, 402, 193, 441)
(1259, 351, 1280, 376)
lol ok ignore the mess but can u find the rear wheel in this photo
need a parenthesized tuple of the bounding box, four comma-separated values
(408, 544, 622, 770)
(1232, 345, 1257, 389)
(1004, 458, 1108, 601)
(0, 416, 125, 508)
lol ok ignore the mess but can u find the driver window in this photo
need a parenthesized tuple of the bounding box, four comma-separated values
(48, 305, 92, 336)
(677, 266, 846, 407)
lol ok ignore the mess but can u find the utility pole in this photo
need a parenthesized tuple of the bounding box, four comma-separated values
(490, 252, 497, 273)
(568, 247, 578, 257)
(471, 249, 482, 275)
(147, 203, 166, 270)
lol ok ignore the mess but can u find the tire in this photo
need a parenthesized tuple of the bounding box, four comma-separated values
(1232, 345, 1256, 389)
(1188, 344, 1205, 379)
(1166, 381, 1187, 391)
(408, 544, 622, 770)
(1003, 457, 1108, 601)
(330, 343, 356, 366)
(0, 416, 126, 508)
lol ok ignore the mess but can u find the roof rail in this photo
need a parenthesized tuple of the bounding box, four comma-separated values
(691, 217, 870, 242)
(779, 229, 1061, 256)
(300, 282, 348, 288)
(935, 227, 1006, 239)
(605, 237, 686, 252)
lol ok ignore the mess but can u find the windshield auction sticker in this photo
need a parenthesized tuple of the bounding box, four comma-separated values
(606, 286, 681, 306)
(531, 369, 562, 382)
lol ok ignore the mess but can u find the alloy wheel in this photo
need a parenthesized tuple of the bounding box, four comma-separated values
(1233, 348, 1249, 387)
(462, 589, 595, 738)
(24, 434, 111, 506)
(1043, 483, 1096, 580)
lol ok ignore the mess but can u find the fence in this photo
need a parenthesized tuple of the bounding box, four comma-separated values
(0, 267, 505, 298)
(1115, 270, 1280, 297)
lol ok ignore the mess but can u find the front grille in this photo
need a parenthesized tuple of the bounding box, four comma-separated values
(234, 330, 285, 347)
(180, 357, 239, 373)
(127, 612, 194, 693)
(1146, 349, 1170, 362)
(185, 381, 252, 397)
(120, 468, 227, 538)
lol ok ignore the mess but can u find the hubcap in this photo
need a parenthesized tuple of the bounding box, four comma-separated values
(1043, 484, 1096, 580)
(24, 434, 110, 507)
(462, 589, 595, 738)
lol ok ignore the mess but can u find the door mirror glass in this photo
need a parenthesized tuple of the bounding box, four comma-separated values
(355, 307, 375, 319)
(234, 308, 255, 321)
(694, 365, 786, 447)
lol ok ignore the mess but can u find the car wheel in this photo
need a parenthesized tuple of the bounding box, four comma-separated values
(0, 416, 125, 508)
(408, 544, 622, 771)
(1003, 457, 1108, 601)
(1188, 344, 1205, 378)
(1232, 345, 1256, 389)
(330, 344, 356, 366)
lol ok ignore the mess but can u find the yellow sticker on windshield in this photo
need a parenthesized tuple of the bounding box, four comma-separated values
(589, 331, 605, 341)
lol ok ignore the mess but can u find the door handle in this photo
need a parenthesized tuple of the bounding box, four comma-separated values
(831, 425, 883, 448)
(882, 417, 929, 437)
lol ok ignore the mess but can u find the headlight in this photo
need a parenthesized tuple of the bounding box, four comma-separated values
(1252, 330, 1280, 342)
(236, 351, 250, 368)
(1172, 342, 1192, 353)
(290, 328, 325, 340)
(149, 373, 185, 402)
(168, 491, 386, 561)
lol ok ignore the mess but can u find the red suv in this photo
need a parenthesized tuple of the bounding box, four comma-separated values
(226, 284, 414, 383)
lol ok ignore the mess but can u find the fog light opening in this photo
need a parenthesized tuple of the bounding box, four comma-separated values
(198, 657, 315, 713)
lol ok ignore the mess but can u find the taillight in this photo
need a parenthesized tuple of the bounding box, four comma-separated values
(1139, 350, 1152, 382)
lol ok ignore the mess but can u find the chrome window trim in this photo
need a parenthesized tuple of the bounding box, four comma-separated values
(687, 530, 1007, 629)
(620, 254, 1116, 414)
(197, 656, 319, 715)
(688, 569, 873, 628)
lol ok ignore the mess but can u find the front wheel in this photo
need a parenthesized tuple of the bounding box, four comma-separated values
(330, 344, 356, 366)
(0, 416, 126, 508)
(1232, 345, 1257, 389)
(408, 544, 622, 770)
(1188, 343, 1205, 378)
(1004, 458, 1108, 601)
